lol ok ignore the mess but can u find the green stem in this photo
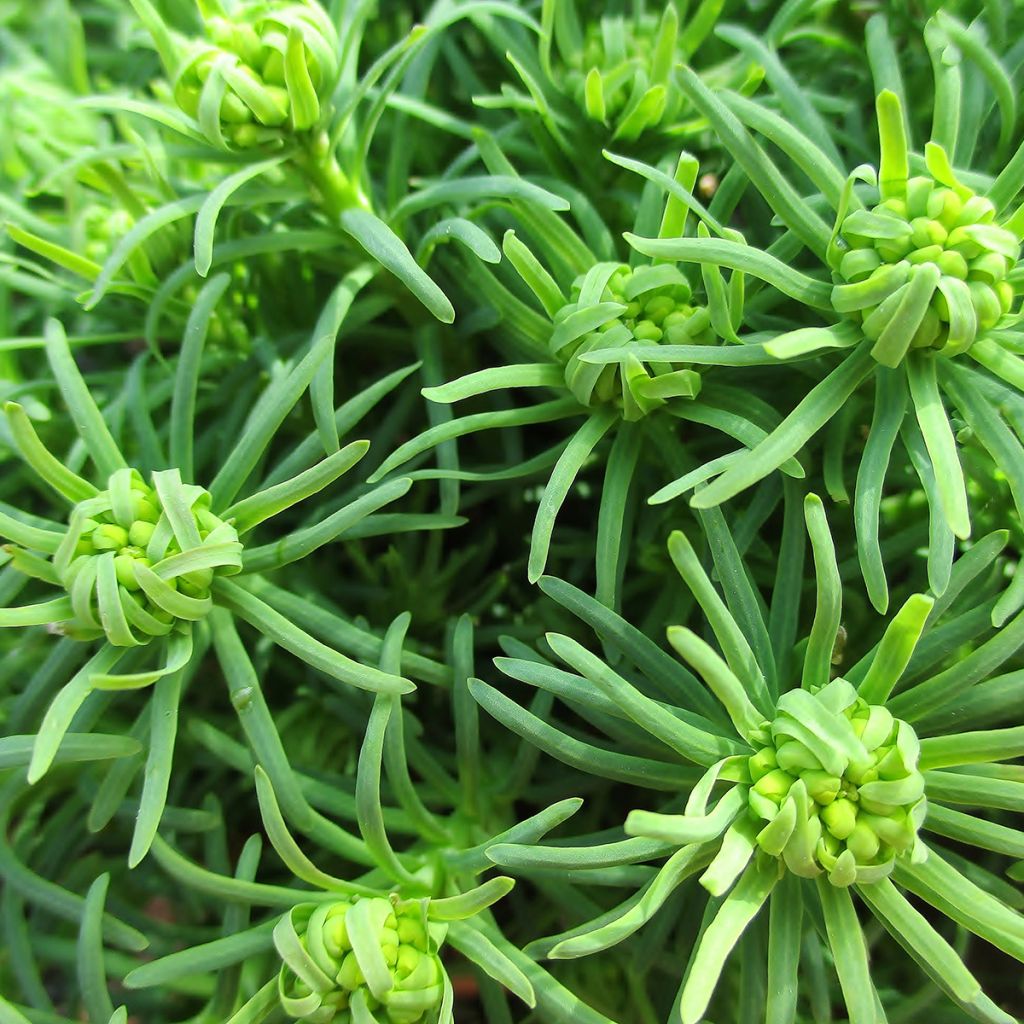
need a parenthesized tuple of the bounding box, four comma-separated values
(297, 132, 370, 222)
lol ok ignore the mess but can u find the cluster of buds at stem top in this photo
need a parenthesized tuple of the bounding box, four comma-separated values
(164, 0, 339, 149)
(746, 679, 926, 887)
(7, 467, 242, 646)
(180, 265, 254, 350)
(275, 896, 446, 1023)
(564, 5, 682, 141)
(80, 200, 252, 346)
(829, 91, 1022, 367)
(79, 201, 188, 283)
(551, 262, 713, 420)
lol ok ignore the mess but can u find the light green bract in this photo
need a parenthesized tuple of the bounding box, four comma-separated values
(745, 682, 926, 886)
(48, 468, 242, 645)
(554, 262, 711, 417)
(162, 0, 339, 149)
(830, 93, 1021, 366)
(276, 897, 445, 1024)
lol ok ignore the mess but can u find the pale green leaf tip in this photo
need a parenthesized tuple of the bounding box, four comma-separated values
(877, 88, 901, 110)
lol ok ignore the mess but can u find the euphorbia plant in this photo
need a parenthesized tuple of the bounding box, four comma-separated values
(0, 289, 415, 860)
(482, 495, 1024, 1024)
(368, 139, 809, 611)
(2, 2, 1024, 1022)
(577, 15, 1024, 613)
(122, 613, 610, 1024)
(120, 0, 552, 326)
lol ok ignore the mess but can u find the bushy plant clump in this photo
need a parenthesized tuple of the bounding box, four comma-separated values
(1, 2, 1023, 1023)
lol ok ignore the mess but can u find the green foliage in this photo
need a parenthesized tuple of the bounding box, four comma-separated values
(1, 2, 1023, 1024)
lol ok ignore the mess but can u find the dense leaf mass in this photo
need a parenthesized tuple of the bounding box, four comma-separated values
(1, 2, 1023, 1024)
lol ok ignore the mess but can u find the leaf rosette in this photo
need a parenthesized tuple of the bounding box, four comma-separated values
(558, 4, 684, 142)
(0, 309, 415, 807)
(483, 494, 1024, 1024)
(476, 0, 762, 170)
(613, 30, 1024, 611)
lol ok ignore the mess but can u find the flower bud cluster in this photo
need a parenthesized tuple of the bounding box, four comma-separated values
(276, 897, 445, 1023)
(79, 202, 251, 347)
(746, 680, 926, 887)
(173, 0, 338, 149)
(55, 469, 241, 644)
(563, 12, 681, 140)
(553, 263, 713, 420)
(834, 176, 1020, 361)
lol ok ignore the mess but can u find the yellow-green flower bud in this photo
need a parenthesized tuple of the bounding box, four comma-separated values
(801, 770, 840, 805)
(747, 746, 777, 782)
(276, 897, 446, 1024)
(554, 263, 714, 420)
(336, 951, 364, 991)
(832, 169, 1021, 363)
(128, 520, 156, 549)
(49, 468, 242, 646)
(556, 5, 696, 142)
(746, 679, 926, 886)
(322, 904, 350, 958)
(170, 0, 340, 150)
(776, 739, 824, 773)
(753, 768, 795, 804)
(847, 819, 881, 861)
(114, 552, 148, 591)
(91, 524, 128, 551)
(822, 798, 858, 840)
